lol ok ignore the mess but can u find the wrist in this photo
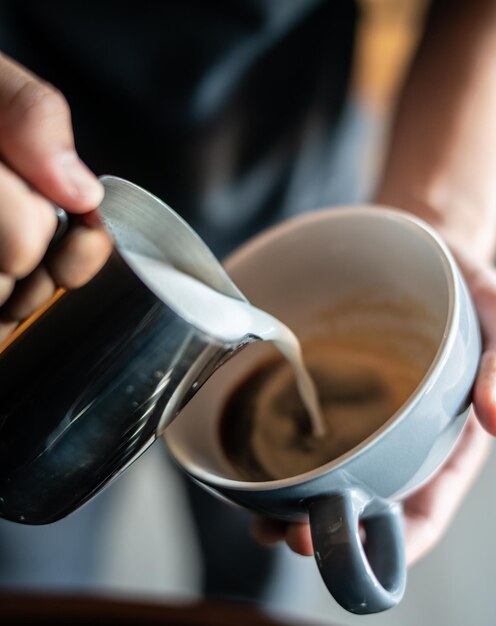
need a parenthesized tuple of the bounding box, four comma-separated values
(374, 182, 496, 264)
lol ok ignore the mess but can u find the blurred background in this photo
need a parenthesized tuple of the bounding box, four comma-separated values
(1, 1, 495, 625)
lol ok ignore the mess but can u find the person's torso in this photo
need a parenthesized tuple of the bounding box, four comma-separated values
(0, 0, 359, 253)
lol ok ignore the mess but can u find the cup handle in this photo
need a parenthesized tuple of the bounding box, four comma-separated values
(308, 491, 406, 614)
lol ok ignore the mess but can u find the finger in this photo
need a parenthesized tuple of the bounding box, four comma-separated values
(403, 414, 491, 566)
(285, 523, 314, 557)
(250, 516, 315, 557)
(473, 351, 496, 435)
(469, 264, 496, 434)
(0, 272, 15, 306)
(0, 161, 57, 277)
(0, 53, 103, 211)
(250, 516, 287, 547)
(46, 222, 112, 289)
(452, 249, 496, 434)
(0, 320, 17, 346)
(0, 265, 56, 322)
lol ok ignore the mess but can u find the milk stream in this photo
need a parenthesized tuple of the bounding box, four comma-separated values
(256, 322, 326, 438)
(121, 251, 326, 438)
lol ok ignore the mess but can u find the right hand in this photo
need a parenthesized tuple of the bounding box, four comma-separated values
(0, 53, 112, 344)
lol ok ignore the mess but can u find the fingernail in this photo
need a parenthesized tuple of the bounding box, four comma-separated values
(58, 152, 104, 203)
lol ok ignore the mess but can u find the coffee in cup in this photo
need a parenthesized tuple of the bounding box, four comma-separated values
(220, 333, 426, 482)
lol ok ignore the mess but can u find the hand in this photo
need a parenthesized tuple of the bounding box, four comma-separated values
(251, 247, 495, 566)
(0, 53, 112, 344)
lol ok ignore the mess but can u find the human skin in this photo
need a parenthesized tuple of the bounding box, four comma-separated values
(0, 0, 495, 566)
(253, 0, 496, 566)
(0, 54, 112, 343)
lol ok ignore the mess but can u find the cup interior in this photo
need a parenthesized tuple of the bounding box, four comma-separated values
(164, 207, 455, 486)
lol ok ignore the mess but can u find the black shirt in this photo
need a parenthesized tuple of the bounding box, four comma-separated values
(0, 0, 359, 255)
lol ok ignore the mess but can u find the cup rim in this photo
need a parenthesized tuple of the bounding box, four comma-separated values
(166, 205, 459, 491)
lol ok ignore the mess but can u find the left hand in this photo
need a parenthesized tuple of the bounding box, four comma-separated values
(251, 247, 495, 566)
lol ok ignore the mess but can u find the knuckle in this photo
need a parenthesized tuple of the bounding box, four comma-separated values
(0, 232, 40, 277)
(0, 273, 14, 305)
(0, 179, 57, 276)
(0, 199, 53, 278)
(2, 266, 55, 322)
(7, 80, 70, 129)
(49, 229, 111, 290)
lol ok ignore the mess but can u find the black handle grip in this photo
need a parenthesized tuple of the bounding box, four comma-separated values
(47, 206, 76, 253)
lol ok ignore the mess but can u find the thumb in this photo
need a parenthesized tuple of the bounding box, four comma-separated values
(0, 53, 103, 212)
(458, 252, 496, 435)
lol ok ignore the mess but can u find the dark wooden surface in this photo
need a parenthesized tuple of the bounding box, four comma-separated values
(0, 593, 334, 626)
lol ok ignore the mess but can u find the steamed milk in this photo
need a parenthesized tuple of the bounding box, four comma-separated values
(121, 251, 326, 438)
(220, 342, 424, 480)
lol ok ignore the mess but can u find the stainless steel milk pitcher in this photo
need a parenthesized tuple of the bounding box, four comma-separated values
(0, 176, 252, 524)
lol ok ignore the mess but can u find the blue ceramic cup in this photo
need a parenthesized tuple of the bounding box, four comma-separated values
(164, 206, 481, 615)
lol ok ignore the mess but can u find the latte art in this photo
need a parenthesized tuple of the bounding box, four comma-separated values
(220, 340, 425, 481)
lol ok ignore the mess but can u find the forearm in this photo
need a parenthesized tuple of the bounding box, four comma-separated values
(374, 0, 496, 263)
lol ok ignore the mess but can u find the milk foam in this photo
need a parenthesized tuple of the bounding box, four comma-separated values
(121, 251, 326, 436)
